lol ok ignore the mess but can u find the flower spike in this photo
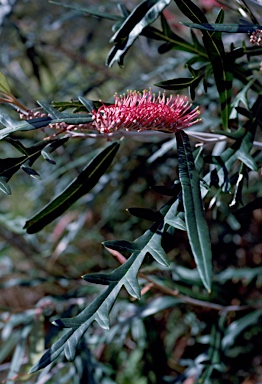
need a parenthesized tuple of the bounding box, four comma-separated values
(91, 89, 201, 134)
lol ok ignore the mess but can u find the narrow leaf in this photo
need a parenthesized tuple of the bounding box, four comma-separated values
(24, 142, 120, 233)
(82, 273, 118, 286)
(0, 113, 36, 140)
(41, 149, 56, 164)
(49, 1, 121, 21)
(183, 22, 262, 33)
(156, 75, 203, 91)
(106, 0, 171, 66)
(29, 329, 75, 373)
(176, 131, 212, 291)
(174, 1, 233, 129)
(37, 102, 92, 124)
(0, 176, 11, 195)
(222, 310, 262, 350)
(103, 239, 142, 253)
(127, 207, 163, 222)
(0, 140, 58, 184)
(78, 96, 96, 113)
(21, 165, 41, 180)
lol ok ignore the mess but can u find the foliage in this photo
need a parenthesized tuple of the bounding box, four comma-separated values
(0, 0, 261, 383)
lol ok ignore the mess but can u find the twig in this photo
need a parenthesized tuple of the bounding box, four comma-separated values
(61, 130, 262, 149)
(139, 273, 258, 314)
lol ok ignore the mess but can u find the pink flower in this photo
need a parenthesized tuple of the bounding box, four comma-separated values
(91, 89, 200, 134)
(250, 30, 262, 46)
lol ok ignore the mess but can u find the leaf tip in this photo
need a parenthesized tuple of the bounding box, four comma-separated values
(52, 320, 60, 327)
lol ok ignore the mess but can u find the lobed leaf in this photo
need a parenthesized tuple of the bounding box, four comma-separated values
(103, 239, 142, 253)
(29, 184, 191, 372)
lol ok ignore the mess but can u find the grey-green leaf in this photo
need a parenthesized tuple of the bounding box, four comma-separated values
(24, 142, 120, 233)
(176, 131, 212, 291)
(106, 0, 172, 67)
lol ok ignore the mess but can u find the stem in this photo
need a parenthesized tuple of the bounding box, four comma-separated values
(139, 273, 259, 314)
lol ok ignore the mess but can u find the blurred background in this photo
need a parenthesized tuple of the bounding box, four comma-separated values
(0, 0, 261, 383)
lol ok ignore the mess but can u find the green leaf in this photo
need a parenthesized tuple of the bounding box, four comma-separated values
(230, 77, 258, 119)
(0, 176, 11, 195)
(41, 149, 56, 165)
(155, 75, 204, 90)
(199, 324, 225, 382)
(81, 273, 119, 286)
(29, 190, 187, 371)
(25, 116, 52, 129)
(0, 139, 62, 186)
(127, 207, 163, 222)
(0, 71, 11, 94)
(165, 215, 186, 231)
(174, 0, 208, 24)
(182, 22, 262, 33)
(0, 113, 36, 140)
(215, 266, 262, 285)
(37, 101, 93, 124)
(201, 12, 233, 129)
(151, 12, 205, 54)
(203, 96, 260, 195)
(37, 101, 65, 119)
(24, 142, 120, 233)
(21, 165, 41, 180)
(176, 131, 212, 291)
(49, 1, 121, 21)
(29, 329, 75, 373)
(106, 0, 172, 67)
(6, 325, 32, 384)
(103, 240, 142, 253)
(51, 115, 93, 125)
(174, 1, 233, 129)
(156, 70, 205, 99)
(78, 96, 96, 113)
(5, 137, 29, 156)
(222, 310, 262, 351)
(163, 197, 186, 231)
(233, 62, 262, 95)
(42, 138, 69, 165)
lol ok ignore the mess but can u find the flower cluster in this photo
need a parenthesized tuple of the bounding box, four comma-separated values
(250, 29, 262, 46)
(91, 89, 200, 134)
(19, 89, 201, 137)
